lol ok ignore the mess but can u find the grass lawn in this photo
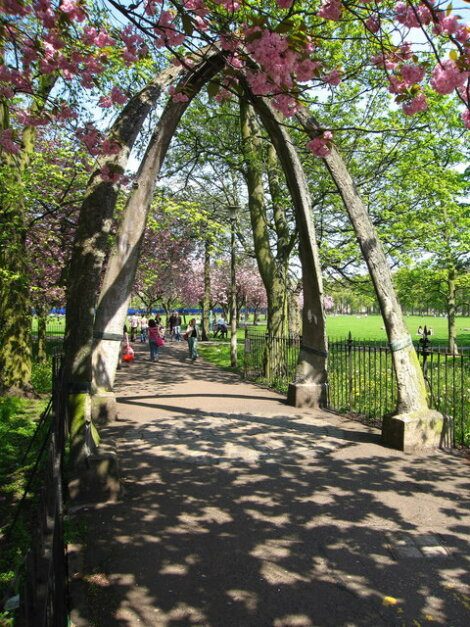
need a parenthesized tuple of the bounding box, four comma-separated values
(243, 315, 470, 346)
(34, 314, 470, 347)
(325, 314, 470, 345)
(0, 397, 48, 603)
(198, 342, 244, 374)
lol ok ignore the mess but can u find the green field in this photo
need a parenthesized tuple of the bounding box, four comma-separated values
(242, 315, 470, 347)
(33, 314, 470, 347)
(325, 314, 470, 345)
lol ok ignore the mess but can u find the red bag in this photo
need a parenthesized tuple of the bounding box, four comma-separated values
(122, 342, 135, 362)
(156, 336, 165, 347)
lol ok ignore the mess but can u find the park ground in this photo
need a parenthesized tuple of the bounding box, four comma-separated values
(33, 313, 470, 346)
(68, 341, 470, 627)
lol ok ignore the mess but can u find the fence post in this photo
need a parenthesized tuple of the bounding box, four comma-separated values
(265, 332, 272, 380)
(244, 327, 248, 380)
(347, 332, 354, 410)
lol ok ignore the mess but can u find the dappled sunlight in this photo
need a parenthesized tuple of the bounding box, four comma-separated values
(70, 341, 470, 626)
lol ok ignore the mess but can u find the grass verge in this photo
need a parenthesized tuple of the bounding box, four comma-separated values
(0, 397, 48, 604)
(198, 342, 244, 375)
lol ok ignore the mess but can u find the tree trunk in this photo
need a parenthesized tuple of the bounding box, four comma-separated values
(243, 91, 328, 408)
(447, 265, 458, 355)
(0, 128, 38, 391)
(36, 306, 48, 364)
(201, 240, 211, 341)
(239, 101, 290, 379)
(91, 53, 226, 404)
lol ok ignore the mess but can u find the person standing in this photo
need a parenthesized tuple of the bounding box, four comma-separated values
(185, 318, 199, 362)
(174, 311, 182, 341)
(140, 314, 149, 342)
(168, 311, 176, 340)
(130, 313, 139, 342)
(148, 319, 164, 362)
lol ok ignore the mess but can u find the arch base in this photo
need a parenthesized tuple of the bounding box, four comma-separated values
(91, 390, 117, 425)
(381, 410, 444, 453)
(287, 382, 327, 409)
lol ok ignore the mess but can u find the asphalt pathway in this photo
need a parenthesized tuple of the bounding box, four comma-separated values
(70, 340, 470, 626)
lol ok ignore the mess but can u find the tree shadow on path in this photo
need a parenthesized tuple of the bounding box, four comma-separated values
(70, 342, 470, 627)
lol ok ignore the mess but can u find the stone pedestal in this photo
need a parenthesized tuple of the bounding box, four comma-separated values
(381, 410, 444, 453)
(287, 382, 327, 409)
(91, 391, 117, 425)
(68, 446, 120, 504)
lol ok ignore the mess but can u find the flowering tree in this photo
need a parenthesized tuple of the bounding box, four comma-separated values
(3, 0, 466, 453)
(134, 202, 200, 312)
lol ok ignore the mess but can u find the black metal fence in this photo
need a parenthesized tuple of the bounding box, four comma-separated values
(4, 354, 68, 625)
(244, 331, 469, 447)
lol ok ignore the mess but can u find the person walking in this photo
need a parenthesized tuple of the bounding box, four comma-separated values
(185, 318, 199, 362)
(148, 319, 164, 362)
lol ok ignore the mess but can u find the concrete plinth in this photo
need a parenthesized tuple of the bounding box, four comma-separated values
(91, 391, 117, 425)
(381, 410, 444, 453)
(68, 447, 120, 504)
(287, 382, 327, 409)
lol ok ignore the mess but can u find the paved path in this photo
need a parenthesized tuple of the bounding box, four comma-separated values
(70, 341, 469, 626)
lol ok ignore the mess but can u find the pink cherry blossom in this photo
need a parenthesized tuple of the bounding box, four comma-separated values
(277, 0, 294, 8)
(388, 75, 406, 94)
(215, 88, 232, 103)
(462, 109, 470, 129)
(455, 27, 469, 44)
(365, 16, 380, 34)
(101, 139, 122, 155)
(0, 129, 20, 154)
(220, 34, 238, 52)
(169, 85, 189, 102)
(402, 92, 428, 116)
(434, 14, 459, 37)
(401, 63, 425, 86)
(15, 111, 48, 126)
(323, 69, 342, 86)
(83, 26, 115, 48)
(55, 103, 77, 120)
(395, 2, 420, 28)
(100, 165, 123, 184)
(246, 71, 273, 96)
(154, 10, 186, 47)
(296, 58, 321, 82)
(307, 131, 333, 158)
(430, 59, 469, 95)
(77, 124, 102, 155)
(1, 0, 30, 16)
(318, 0, 342, 22)
(213, 0, 240, 11)
(59, 0, 86, 22)
(110, 86, 128, 105)
(272, 93, 299, 117)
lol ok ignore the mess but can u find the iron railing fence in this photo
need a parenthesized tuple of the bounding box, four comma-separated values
(4, 354, 68, 626)
(31, 318, 66, 338)
(244, 331, 469, 447)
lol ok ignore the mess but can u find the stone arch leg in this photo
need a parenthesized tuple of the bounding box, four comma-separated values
(63, 62, 186, 398)
(90, 53, 226, 425)
(295, 108, 443, 451)
(242, 86, 328, 408)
